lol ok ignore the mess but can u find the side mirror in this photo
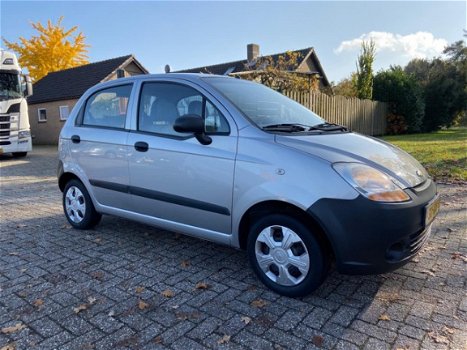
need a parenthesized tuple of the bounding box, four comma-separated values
(174, 115, 212, 145)
(23, 75, 33, 97)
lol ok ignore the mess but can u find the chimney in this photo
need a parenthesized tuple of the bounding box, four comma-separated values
(247, 43, 259, 61)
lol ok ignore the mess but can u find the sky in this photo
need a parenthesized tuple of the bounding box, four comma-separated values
(1, 1, 466, 83)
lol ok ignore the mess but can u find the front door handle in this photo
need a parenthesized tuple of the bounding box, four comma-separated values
(71, 135, 80, 144)
(134, 141, 149, 152)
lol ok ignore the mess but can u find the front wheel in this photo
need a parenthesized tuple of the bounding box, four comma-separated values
(247, 214, 328, 297)
(63, 179, 101, 229)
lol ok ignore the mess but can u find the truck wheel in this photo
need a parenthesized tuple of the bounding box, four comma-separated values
(247, 214, 327, 297)
(12, 152, 27, 157)
(63, 179, 101, 229)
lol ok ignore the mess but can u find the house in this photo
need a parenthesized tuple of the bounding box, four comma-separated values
(176, 43, 331, 89)
(28, 55, 148, 144)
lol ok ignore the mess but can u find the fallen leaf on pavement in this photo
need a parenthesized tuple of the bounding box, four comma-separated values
(311, 335, 324, 347)
(153, 336, 163, 344)
(250, 299, 267, 308)
(88, 296, 97, 305)
(73, 304, 88, 314)
(108, 310, 115, 317)
(138, 300, 149, 310)
(33, 299, 44, 308)
(0, 343, 16, 350)
(16, 224, 27, 228)
(8, 252, 19, 256)
(91, 271, 104, 281)
(218, 334, 231, 344)
(135, 286, 145, 294)
(241, 316, 251, 325)
(180, 260, 190, 268)
(94, 238, 102, 244)
(422, 270, 436, 277)
(451, 252, 467, 262)
(442, 326, 455, 335)
(1, 323, 26, 334)
(428, 331, 449, 344)
(161, 289, 174, 298)
(378, 314, 391, 321)
(195, 282, 209, 290)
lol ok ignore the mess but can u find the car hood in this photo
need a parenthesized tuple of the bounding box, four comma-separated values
(275, 132, 429, 188)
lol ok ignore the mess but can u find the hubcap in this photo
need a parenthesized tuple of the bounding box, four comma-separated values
(255, 225, 310, 286)
(65, 186, 86, 223)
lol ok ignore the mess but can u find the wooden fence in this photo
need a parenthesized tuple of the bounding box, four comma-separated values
(284, 90, 388, 136)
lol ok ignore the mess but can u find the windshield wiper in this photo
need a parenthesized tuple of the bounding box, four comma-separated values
(310, 123, 348, 132)
(261, 123, 310, 132)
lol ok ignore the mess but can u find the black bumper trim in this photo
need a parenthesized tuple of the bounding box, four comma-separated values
(307, 180, 438, 275)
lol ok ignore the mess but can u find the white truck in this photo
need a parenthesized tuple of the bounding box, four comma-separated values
(0, 49, 33, 157)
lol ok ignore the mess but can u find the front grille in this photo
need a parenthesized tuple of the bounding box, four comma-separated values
(408, 227, 430, 253)
(0, 141, 11, 145)
(0, 114, 15, 139)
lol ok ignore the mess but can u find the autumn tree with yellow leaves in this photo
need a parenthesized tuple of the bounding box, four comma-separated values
(3, 17, 89, 81)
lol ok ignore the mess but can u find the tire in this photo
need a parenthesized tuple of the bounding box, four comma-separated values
(63, 179, 101, 229)
(12, 152, 27, 157)
(247, 214, 327, 297)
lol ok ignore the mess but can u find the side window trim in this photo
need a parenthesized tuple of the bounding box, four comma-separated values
(77, 83, 133, 130)
(135, 81, 230, 138)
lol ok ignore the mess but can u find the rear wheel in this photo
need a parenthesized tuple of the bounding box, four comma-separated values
(63, 179, 101, 229)
(12, 152, 27, 157)
(247, 214, 327, 297)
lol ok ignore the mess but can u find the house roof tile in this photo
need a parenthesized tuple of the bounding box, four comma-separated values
(28, 55, 143, 104)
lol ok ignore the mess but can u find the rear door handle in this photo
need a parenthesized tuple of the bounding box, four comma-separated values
(71, 135, 80, 144)
(134, 141, 149, 152)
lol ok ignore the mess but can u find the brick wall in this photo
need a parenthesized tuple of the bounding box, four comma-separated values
(29, 98, 78, 145)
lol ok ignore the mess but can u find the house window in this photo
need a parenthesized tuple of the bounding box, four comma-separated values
(59, 105, 70, 121)
(38, 108, 47, 123)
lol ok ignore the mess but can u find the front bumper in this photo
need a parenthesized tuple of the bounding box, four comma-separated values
(307, 179, 438, 274)
(0, 137, 32, 154)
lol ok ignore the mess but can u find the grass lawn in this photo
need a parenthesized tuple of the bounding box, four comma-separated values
(381, 128, 467, 182)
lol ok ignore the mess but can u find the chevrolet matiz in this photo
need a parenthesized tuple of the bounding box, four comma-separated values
(58, 74, 440, 297)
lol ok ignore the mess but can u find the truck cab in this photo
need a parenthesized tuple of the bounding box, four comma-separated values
(0, 50, 33, 157)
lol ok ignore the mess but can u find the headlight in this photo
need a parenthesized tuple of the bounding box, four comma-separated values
(333, 163, 410, 202)
(18, 130, 31, 139)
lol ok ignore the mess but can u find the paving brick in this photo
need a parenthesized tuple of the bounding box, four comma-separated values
(302, 307, 333, 329)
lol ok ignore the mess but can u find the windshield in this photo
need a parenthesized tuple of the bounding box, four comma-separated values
(203, 77, 324, 128)
(0, 72, 22, 101)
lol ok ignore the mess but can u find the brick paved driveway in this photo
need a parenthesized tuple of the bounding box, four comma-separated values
(1, 146, 466, 350)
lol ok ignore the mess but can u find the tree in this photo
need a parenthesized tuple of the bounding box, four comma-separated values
(333, 73, 358, 97)
(238, 51, 320, 92)
(404, 58, 431, 86)
(404, 41, 466, 131)
(3, 17, 89, 81)
(373, 66, 424, 133)
(355, 40, 376, 99)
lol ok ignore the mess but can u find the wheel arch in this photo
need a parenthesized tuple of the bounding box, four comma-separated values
(58, 172, 81, 192)
(237, 200, 335, 260)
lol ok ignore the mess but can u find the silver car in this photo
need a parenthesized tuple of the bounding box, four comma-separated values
(58, 74, 440, 297)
